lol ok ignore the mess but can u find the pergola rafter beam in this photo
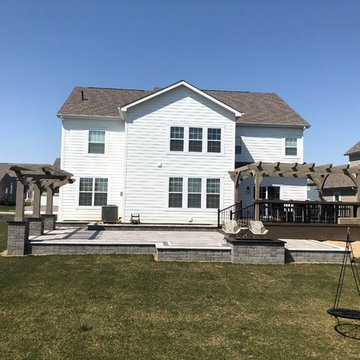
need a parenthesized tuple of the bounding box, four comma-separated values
(10, 164, 75, 222)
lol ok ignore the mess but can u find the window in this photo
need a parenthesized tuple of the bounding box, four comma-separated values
(208, 128, 221, 153)
(188, 178, 201, 208)
(334, 193, 341, 202)
(169, 177, 183, 207)
(79, 177, 108, 206)
(254, 185, 280, 200)
(189, 128, 202, 152)
(206, 179, 220, 208)
(285, 138, 297, 156)
(170, 127, 184, 151)
(88, 131, 105, 154)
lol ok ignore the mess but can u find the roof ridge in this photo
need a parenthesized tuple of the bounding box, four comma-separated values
(204, 89, 278, 95)
(75, 86, 151, 92)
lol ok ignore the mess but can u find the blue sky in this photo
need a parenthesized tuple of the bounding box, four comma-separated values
(0, 0, 359, 165)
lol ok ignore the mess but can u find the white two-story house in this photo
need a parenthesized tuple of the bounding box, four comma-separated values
(57, 80, 310, 223)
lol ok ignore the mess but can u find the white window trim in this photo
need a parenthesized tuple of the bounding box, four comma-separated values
(333, 193, 342, 202)
(166, 176, 222, 211)
(76, 176, 110, 208)
(167, 125, 224, 156)
(85, 130, 109, 157)
(284, 137, 298, 157)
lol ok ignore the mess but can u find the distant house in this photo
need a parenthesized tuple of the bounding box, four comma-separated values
(57, 80, 310, 223)
(0, 159, 60, 206)
(323, 140, 360, 201)
(0, 164, 17, 204)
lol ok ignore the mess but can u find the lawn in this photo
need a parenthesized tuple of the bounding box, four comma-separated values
(1, 222, 360, 359)
(0, 204, 15, 212)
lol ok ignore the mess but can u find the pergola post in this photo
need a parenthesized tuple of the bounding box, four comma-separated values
(32, 181, 42, 218)
(254, 173, 263, 221)
(46, 185, 54, 215)
(14, 178, 26, 222)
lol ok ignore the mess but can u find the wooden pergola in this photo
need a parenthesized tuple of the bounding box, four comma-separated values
(9, 164, 75, 222)
(229, 161, 360, 220)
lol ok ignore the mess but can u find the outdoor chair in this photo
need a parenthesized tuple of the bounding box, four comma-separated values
(222, 220, 248, 238)
(248, 220, 268, 238)
(130, 213, 140, 224)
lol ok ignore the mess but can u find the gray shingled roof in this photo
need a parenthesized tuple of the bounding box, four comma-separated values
(57, 85, 310, 128)
(345, 140, 360, 155)
(323, 173, 355, 189)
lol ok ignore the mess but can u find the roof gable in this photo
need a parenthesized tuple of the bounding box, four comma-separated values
(345, 140, 360, 155)
(57, 82, 310, 128)
(119, 80, 243, 117)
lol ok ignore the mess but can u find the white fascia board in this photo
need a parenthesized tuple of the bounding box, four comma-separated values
(57, 114, 123, 121)
(236, 122, 310, 130)
(119, 80, 243, 118)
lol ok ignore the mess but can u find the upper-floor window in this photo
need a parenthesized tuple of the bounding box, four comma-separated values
(170, 127, 184, 151)
(189, 128, 202, 152)
(79, 177, 108, 206)
(88, 131, 105, 154)
(207, 128, 221, 153)
(285, 138, 297, 156)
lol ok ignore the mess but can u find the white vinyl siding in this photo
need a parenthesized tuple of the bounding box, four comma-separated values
(235, 126, 304, 164)
(59, 117, 124, 221)
(124, 85, 235, 224)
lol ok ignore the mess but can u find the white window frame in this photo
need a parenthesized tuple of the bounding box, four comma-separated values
(285, 138, 298, 156)
(87, 130, 107, 156)
(166, 176, 222, 210)
(169, 126, 185, 152)
(188, 127, 203, 153)
(78, 177, 109, 207)
(167, 125, 224, 155)
(187, 178, 202, 208)
(168, 177, 184, 208)
(333, 193, 341, 202)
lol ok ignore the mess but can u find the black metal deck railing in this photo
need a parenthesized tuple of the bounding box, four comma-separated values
(256, 199, 358, 224)
(218, 199, 358, 227)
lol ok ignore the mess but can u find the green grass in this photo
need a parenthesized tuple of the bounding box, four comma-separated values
(0, 204, 15, 212)
(1, 223, 360, 359)
(0, 221, 7, 252)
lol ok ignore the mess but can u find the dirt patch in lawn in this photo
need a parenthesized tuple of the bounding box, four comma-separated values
(324, 240, 360, 257)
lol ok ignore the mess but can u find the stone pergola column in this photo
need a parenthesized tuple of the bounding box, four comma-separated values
(28, 181, 44, 237)
(8, 177, 29, 255)
(41, 185, 57, 231)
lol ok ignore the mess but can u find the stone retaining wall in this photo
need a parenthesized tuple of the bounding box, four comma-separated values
(28, 243, 156, 255)
(156, 247, 231, 262)
(226, 238, 285, 264)
(285, 249, 346, 263)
